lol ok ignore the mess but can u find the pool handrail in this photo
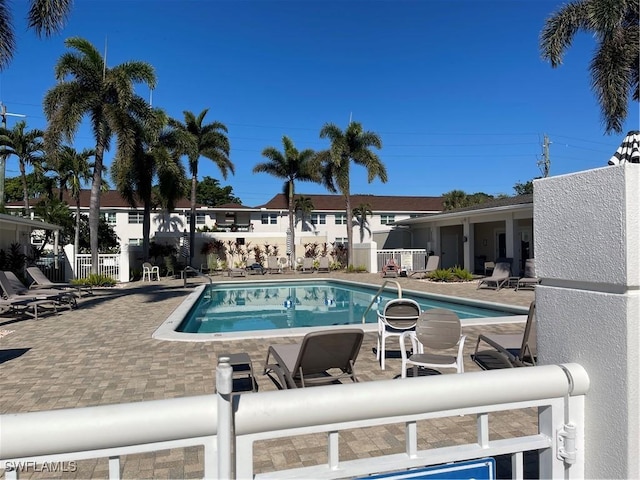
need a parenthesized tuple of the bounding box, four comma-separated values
(361, 280, 403, 324)
(182, 266, 213, 288)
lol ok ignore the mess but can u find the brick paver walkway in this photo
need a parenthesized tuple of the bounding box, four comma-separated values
(0, 272, 535, 479)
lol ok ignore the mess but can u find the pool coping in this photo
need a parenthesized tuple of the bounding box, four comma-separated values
(152, 277, 529, 342)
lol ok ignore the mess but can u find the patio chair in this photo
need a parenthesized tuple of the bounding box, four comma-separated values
(516, 258, 540, 291)
(317, 256, 330, 273)
(400, 308, 467, 378)
(266, 256, 281, 274)
(477, 262, 511, 291)
(0, 271, 76, 316)
(471, 301, 537, 369)
(26, 266, 92, 296)
(409, 255, 440, 278)
(301, 257, 314, 273)
(142, 262, 160, 281)
(381, 258, 399, 278)
(376, 298, 421, 370)
(263, 329, 364, 388)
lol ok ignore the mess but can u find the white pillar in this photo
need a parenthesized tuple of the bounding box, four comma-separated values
(63, 244, 75, 281)
(462, 218, 473, 272)
(119, 243, 131, 283)
(534, 163, 640, 479)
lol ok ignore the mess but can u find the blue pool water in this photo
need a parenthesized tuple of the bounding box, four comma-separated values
(176, 280, 517, 334)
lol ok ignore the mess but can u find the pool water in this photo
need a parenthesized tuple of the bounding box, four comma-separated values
(176, 280, 516, 334)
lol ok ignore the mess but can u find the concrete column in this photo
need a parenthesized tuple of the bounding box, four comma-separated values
(120, 243, 131, 283)
(462, 218, 473, 272)
(63, 244, 75, 281)
(534, 163, 639, 479)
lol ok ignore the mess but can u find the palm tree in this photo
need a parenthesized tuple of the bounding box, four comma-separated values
(442, 190, 469, 210)
(112, 108, 186, 261)
(317, 121, 387, 266)
(294, 195, 315, 232)
(540, 0, 639, 133)
(169, 109, 233, 265)
(0, 0, 73, 70)
(352, 202, 372, 243)
(0, 120, 44, 212)
(44, 36, 156, 273)
(253, 136, 320, 257)
(46, 145, 94, 267)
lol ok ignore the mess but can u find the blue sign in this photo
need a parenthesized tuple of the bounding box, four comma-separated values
(357, 458, 496, 480)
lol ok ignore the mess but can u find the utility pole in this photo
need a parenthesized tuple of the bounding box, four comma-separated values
(537, 134, 551, 178)
(0, 103, 26, 208)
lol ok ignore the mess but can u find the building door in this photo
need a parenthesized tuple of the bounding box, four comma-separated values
(441, 231, 461, 269)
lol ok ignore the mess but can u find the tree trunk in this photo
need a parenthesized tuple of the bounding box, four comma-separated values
(345, 193, 353, 267)
(189, 173, 197, 267)
(20, 159, 29, 213)
(143, 199, 151, 262)
(288, 180, 295, 261)
(89, 142, 105, 275)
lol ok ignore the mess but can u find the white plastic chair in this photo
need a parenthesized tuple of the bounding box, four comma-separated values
(142, 262, 160, 281)
(376, 298, 421, 370)
(400, 309, 466, 378)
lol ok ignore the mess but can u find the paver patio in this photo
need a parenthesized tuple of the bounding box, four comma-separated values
(0, 271, 535, 479)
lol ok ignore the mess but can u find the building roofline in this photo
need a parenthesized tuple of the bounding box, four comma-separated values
(0, 213, 61, 231)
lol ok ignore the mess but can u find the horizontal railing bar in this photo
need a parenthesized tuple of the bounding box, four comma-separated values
(234, 364, 589, 435)
(0, 395, 217, 459)
(254, 434, 551, 480)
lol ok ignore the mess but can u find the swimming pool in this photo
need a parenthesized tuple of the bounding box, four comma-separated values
(153, 279, 527, 342)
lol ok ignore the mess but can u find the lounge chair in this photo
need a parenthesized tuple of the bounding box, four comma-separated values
(381, 258, 399, 278)
(317, 256, 330, 273)
(376, 298, 421, 370)
(142, 262, 160, 281)
(516, 258, 540, 291)
(409, 255, 440, 278)
(301, 257, 314, 273)
(228, 268, 247, 277)
(477, 262, 511, 291)
(266, 256, 281, 274)
(246, 263, 266, 275)
(263, 329, 364, 388)
(471, 301, 537, 369)
(26, 266, 92, 296)
(400, 308, 467, 378)
(0, 271, 75, 318)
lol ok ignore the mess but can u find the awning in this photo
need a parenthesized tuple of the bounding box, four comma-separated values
(608, 131, 640, 165)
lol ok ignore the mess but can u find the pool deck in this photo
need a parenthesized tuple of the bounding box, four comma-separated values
(0, 271, 535, 479)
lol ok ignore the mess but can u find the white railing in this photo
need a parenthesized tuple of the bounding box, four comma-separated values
(377, 249, 428, 272)
(0, 362, 589, 480)
(75, 254, 120, 281)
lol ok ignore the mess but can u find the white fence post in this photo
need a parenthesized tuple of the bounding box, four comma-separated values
(216, 357, 233, 479)
(119, 243, 130, 283)
(63, 244, 75, 281)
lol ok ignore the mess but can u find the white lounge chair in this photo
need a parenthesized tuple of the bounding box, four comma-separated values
(301, 257, 314, 273)
(409, 255, 440, 278)
(477, 262, 511, 291)
(317, 256, 330, 273)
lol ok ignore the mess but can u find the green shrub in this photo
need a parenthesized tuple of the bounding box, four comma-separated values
(428, 268, 454, 282)
(74, 274, 116, 287)
(451, 266, 474, 281)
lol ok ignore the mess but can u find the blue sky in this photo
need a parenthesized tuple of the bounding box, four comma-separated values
(2, 0, 638, 207)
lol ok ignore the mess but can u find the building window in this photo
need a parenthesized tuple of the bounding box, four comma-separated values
(380, 214, 396, 225)
(128, 212, 144, 224)
(261, 213, 277, 224)
(104, 212, 116, 225)
(335, 214, 347, 225)
(334, 237, 348, 245)
(186, 213, 207, 225)
(128, 238, 143, 246)
(310, 213, 326, 225)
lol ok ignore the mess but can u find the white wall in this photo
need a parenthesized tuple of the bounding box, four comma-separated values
(534, 163, 640, 479)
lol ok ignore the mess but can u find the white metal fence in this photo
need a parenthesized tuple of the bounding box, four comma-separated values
(0, 362, 588, 479)
(75, 254, 120, 281)
(377, 249, 428, 272)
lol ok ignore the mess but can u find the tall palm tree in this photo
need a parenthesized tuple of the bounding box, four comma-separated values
(169, 109, 233, 265)
(0, 120, 44, 212)
(540, 0, 639, 133)
(44, 36, 156, 273)
(0, 0, 73, 70)
(112, 108, 186, 261)
(294, 195, 315, 233)
(317, 121, 387, 266)
(253, 136, 320, 257)
(352, 202, 373, 243)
